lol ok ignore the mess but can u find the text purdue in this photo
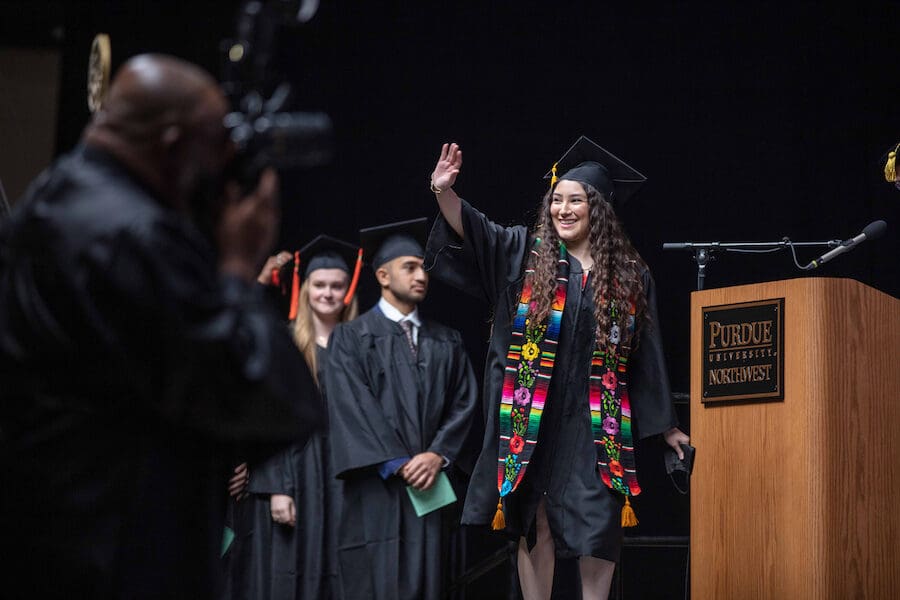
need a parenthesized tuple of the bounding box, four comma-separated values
(707, 319, 773, 349)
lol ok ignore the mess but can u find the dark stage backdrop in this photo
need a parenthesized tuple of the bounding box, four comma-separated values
(4, 2, 899, 597)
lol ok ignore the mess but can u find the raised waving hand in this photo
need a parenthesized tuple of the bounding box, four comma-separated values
(430, 143, 464, 238)
(431, 143, 462, 191)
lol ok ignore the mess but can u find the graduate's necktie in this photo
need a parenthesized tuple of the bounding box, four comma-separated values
(399, 319, 417, 358)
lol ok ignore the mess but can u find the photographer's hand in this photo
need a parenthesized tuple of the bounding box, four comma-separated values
(218, 168, 281, 281)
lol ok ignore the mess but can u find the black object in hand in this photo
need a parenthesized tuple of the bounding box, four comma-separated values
(665, 443, 695, 476)
(665, 443, 695, 495)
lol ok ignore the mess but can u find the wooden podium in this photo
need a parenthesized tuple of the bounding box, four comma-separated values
(690, 277, 900, 599)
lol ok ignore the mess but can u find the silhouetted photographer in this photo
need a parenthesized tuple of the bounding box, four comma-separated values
(0, 54, 321, 599)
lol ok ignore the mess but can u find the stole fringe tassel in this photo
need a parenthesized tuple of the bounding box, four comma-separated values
(621, 496, 638, 528)
(491, 499, 505, 530)
(490, 496, 635, 530)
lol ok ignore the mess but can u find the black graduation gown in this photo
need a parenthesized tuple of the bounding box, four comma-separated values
(232, 345, 342, 600)
(325, 307, 478, 600)
(424, 200, 678, 561)
(0, 145, 321, 599)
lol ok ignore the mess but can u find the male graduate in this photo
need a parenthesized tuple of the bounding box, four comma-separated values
(324, 218, 478, 600)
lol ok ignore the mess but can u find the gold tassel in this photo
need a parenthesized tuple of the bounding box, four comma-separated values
(621, 496, 638, 528)
(550, 162, 559, 188)
(491, 499, 505, 530)
(884, 143, 899, 182)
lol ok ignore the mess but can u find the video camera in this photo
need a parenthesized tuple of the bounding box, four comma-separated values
(221, 0, 333, 187)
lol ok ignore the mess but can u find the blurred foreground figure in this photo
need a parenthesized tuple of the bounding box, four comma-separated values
(0, 55, 321, 600)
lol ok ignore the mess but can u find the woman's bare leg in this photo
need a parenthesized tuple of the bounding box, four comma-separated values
(516, 500, 555, 600)
(578, 556, 616, 600)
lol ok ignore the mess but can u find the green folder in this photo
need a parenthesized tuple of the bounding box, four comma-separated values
(406, 471, 457, 517)
(221, 525, 236, 557)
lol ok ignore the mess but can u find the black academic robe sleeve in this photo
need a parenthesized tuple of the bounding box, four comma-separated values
(324, 321, 411, 478)
(424, 328, 479, 465)
(425, 199, 528, 304)
(629, 270, 680, 439)
(247, 445, 296, 496)
(91, 217, 323, 444)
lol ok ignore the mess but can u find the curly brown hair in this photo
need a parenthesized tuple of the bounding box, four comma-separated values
(527, 181, 648, 353)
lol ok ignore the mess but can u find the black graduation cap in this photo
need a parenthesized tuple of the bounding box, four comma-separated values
(543, 135, 647, 209)
(269, 234, 363, 319)
(359, 217, 429, 269)
(298, 234, 360, 277)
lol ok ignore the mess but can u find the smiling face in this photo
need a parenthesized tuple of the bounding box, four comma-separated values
(307, 268, 350, 322)
(550, 179, 591, 248)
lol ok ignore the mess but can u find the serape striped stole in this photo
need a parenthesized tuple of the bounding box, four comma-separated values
(494, 243, 640, 527)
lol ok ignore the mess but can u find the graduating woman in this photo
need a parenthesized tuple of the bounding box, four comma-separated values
(425, 138, 690, 600)
(236, 236, 361, 600)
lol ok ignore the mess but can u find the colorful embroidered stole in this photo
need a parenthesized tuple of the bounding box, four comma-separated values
(493, 246, 641, 529)
(496, 242, 567, 504)
(590, 301, 641, 497)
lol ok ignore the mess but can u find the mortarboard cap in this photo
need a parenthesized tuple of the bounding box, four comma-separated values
(359, 217, 429, 269)
(543, 135, 647, 210)
(298, 234, 360, 278)
(271, 234, 363, 319)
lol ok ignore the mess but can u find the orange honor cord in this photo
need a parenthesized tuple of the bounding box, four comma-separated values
(343, 248, 363, 305)
(288, 251, 301, 320)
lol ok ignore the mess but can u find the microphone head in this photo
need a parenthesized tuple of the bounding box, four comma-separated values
(862, 220, 887, 240)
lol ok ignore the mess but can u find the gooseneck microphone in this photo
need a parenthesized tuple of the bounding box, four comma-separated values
(803, 220, 887, 270)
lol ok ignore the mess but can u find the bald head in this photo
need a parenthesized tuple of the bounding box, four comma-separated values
(90, 55, 224, 143)
(84, 54, 232, 209)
